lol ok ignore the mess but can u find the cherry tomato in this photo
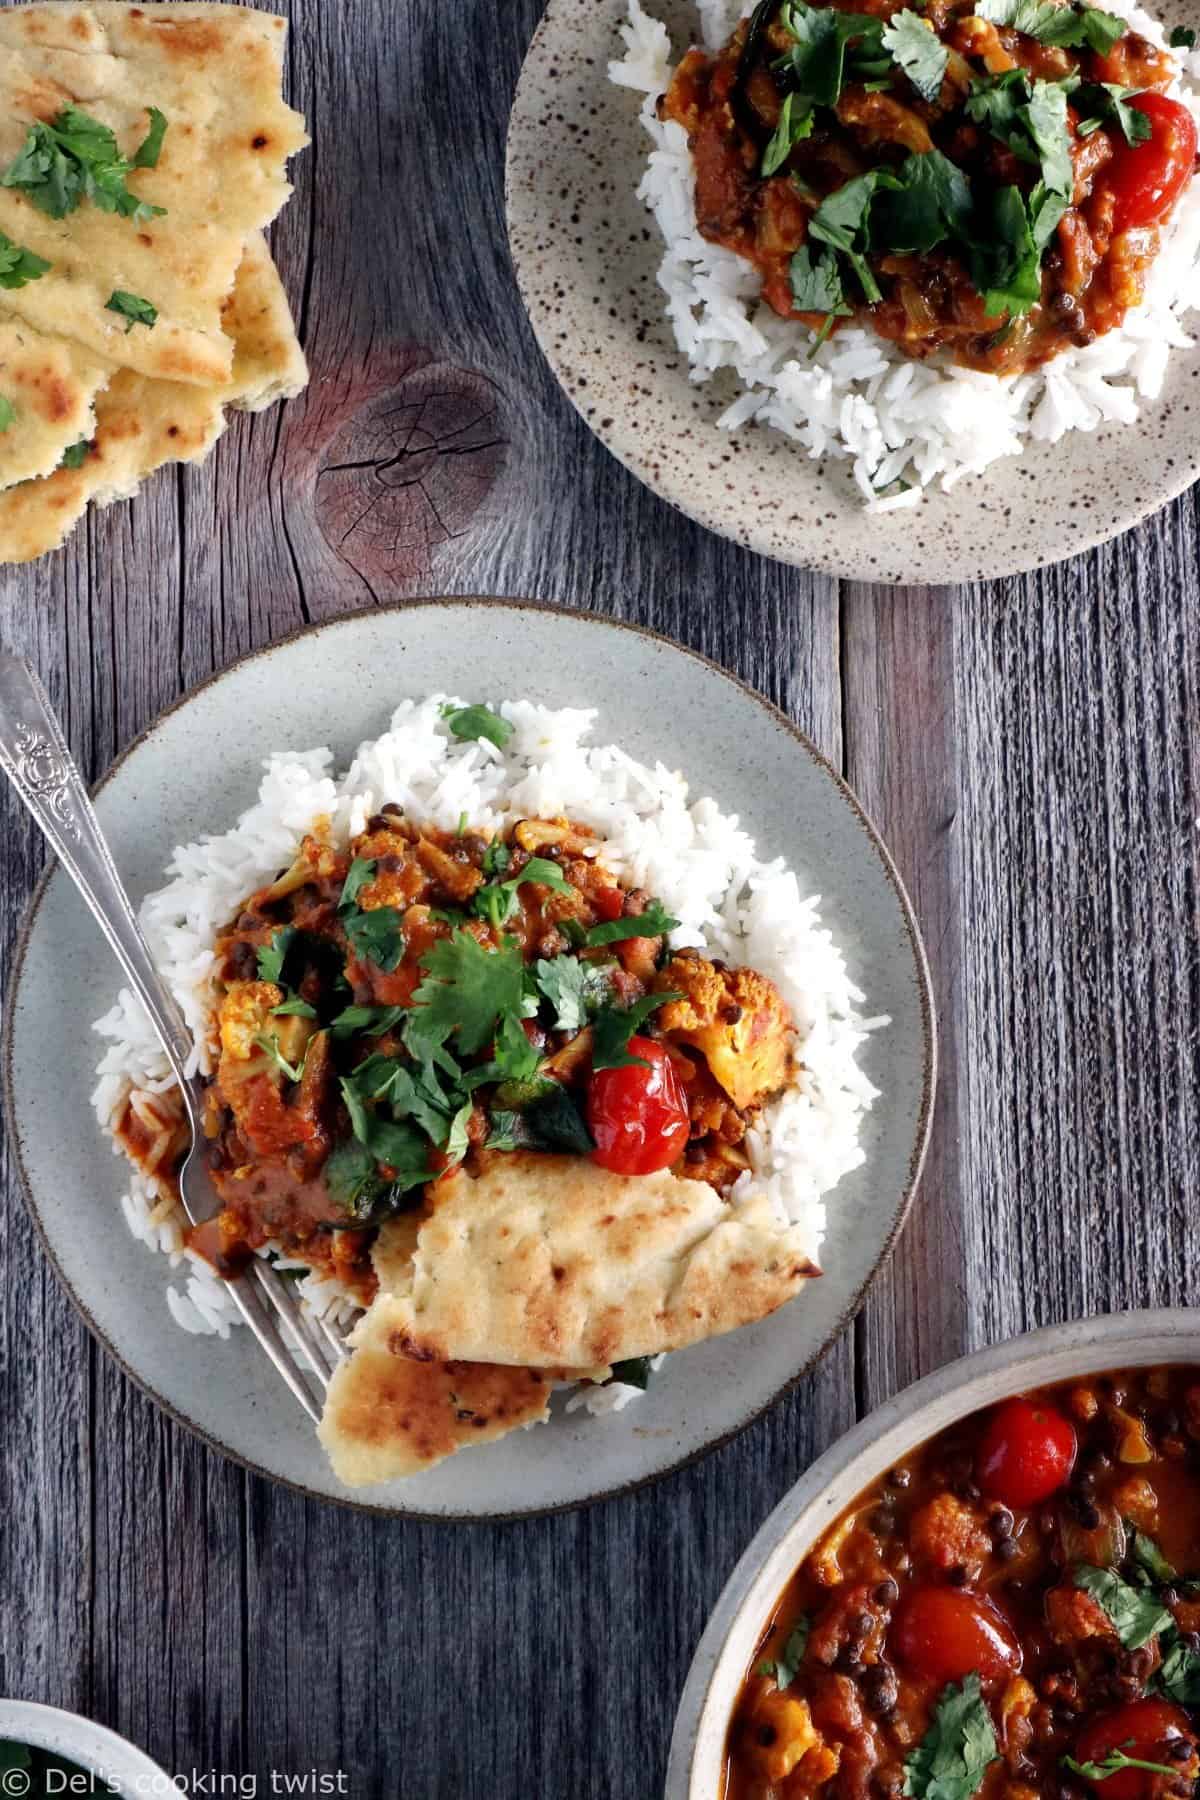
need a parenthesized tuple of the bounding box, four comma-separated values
(587, 1037, 691, 1175)
(891, 1586, 1021, 1685)
(977, 1395, 1077, 1508)
(1074, 1698, 1196, 1800)
(1104, 94, 1198, 232)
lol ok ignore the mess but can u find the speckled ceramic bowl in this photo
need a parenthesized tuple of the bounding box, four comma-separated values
(5, 599, 933, 1519)
(0, 1699, 172, 1794)
(506, 0, 1200, 584)
(665, 1309, 1200, 1799)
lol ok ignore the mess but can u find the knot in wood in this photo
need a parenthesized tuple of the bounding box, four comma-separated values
(315, 361, 507, 583)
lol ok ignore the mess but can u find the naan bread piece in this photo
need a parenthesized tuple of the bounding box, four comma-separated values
(318, 1302, 558, 1488)
(379, 1154, 818, 1370)
(0, 233, 305, 562)
(0, 3, 308, 385)
(0, 314, 110, 489)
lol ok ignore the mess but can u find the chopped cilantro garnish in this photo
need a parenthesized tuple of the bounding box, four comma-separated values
(809, 171, 888, 303)
(485, 1107, 537, 1151)
(1062, 1748, 1180, 1782)
(132, 107, 168, 169)
(342, 905, 405, 972)
(338, 857, 377, 913)
(1127, 1524, 1176, 1585)
(330, 1002, 407, 1039)
(256, 925, 296, 985)
(762, 91, 815, 175)
(584, 900, 678, 947)
(59, 438, 90, 470)
(776, 3, 887, 110)
(410, 930, 526, 1056)
(482, 839, 511, 877)
(881, 9, 948, 102)
(2, 106, 168, 222)
(0, 396, 14, 435)
(106, 289, 157, 333)
(473, 855, 574, 929)
(460, 1010, 542, 1091)
(976, 0, 1126, 53)
(903, 1674, 999, 1800)
(872, 149, 972, 256)
(440, 702, 513, 749)
(591, 990, 682, 1072)
(271, 993, 317, 1019)
(253, 1032, 307, 1085)
(444, 1099, 473, 1163)
(1159, 1631, 1200, 1704)
(1074, 83, 1153, 145)
(535, 954, 613, 1031)
(0, 231, 51, 290)
(1073, 1564, 1172, 1648)
(789, 244, 852, 317)
(757, 1616, 811, 1688)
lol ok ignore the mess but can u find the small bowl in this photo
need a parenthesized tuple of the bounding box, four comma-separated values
(665, 1308, 1200, 1799)
(0, 1699, 173, 1794)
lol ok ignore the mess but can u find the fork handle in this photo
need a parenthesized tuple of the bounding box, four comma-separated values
(0, 655, 196, 1092)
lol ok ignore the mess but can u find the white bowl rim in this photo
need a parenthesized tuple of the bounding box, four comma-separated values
(0, 1699, 173, 1794)
(665, 1306, 1200, 1800)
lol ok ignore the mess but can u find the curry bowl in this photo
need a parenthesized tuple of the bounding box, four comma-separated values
(665, 1308, 1200, 1799)
(0, 1698, 173, 1794)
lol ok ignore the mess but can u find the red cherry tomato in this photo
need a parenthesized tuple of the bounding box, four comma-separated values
(1104, 94, 1198, 232)
(976, 1395, 1077, 1508)
(891, 1586, 1022, 1685)
(1074, 1698, 1195, 1800)
(587, 1037, 691, 1175)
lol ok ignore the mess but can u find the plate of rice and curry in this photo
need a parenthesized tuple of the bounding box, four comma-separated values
(507, 0, 1200, 581)
(4, 600, 933, 1517)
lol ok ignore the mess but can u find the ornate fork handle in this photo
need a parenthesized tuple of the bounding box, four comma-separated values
(0, 654, 196, 1090)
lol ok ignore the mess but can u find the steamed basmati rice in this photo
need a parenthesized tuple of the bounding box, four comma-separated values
(610, 0, 1200, 508)
(93, 698, 883, 1407)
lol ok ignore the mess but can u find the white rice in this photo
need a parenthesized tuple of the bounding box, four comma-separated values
(92, 698, 883, 1408)
(610, 0, 1200, 507)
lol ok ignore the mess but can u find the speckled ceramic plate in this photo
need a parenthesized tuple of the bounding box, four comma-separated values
(5, 599, 934, 1518)
(506, 1, 1200, 584)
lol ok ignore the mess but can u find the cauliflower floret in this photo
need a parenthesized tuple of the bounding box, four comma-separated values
(654, 952, 792, 1111)
(218, 980, 283, 1063)
(742, 1688, 825, 1785)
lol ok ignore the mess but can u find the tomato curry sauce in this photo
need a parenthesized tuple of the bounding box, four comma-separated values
(726, 1366, 1200, 1799)
(662, 0, 1199, 374)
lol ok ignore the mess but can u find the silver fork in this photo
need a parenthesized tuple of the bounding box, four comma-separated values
(0, 654, 347, 1425)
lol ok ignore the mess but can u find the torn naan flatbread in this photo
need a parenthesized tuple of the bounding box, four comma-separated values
(0, 3, 308, 385)
(318, 1218, 609, 1487)
(0, 314, 110, 489)
(0, 230, 306, 562)
(375, 1154, 818, 1371)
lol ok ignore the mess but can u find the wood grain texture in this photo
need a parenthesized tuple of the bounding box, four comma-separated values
(0, 0, 1198, 1796)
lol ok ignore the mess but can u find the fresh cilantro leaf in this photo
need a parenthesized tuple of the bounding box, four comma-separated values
(903, 1674, 999, 1800)
(1074, 83, 1153, 145)
(762, 90, 815, 175)
(1023, 78, 1073, 196)
(256, 925, 296, 985)
(873, 149, 972, 255)
(0, 231, 50, 290)
(2, 107, 167, 222)
(444, 1099, 473, 1163)
(524, 1083, 595, 1154)
(976, 0, 1125, 53)
(584, 900, 679, 947)
(272, 993, 318, 1019)
(810, 171, 902, 302)
(965, 69, 1035, 147)
(968, 185, 1041, 318)
(324, 1137, 381, 1216)
(338, 857, 377, 913)
(1074, 1565, 1173, 1649)
(440, 702, 513, 749)
(1063, 1749, 1180, 1781)
(343, 905, 405, 972)
(611, 1356, 654, 1390)
(484, 1107, 537, 1151)
(1127, 1525, 1176, 1585)
(347, 1055, 456, 1144)
(535, 954, 613, 1031)
(473, 855, 574, 929)
(410, 929, 526, 1056)
(591, 990, 682, 1072)
(776, 2, 886, 108)
(882, 9, 949, 102)
(106, 289, 157, 332)
(460, 1010, 542, 1091)
(1159, 1631, 1200, 1704)
(254, 1032, 307, 1084)
(757, 1616, 812, 1688)
(1170, 26, 1196, 48)
(482, 839, 511, 877)
(330, 1002, 407, 1039)
(59, 438, 89, 469)
(790, 244, 852, 316)
(1029, 181, 1069, 254)
(363, 1117, 431, 1186)
(132, 107, 168, 169)
(0, 396, 13, 435)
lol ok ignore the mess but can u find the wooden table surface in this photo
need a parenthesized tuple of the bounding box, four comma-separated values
(2, 2, 1199, 1795)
